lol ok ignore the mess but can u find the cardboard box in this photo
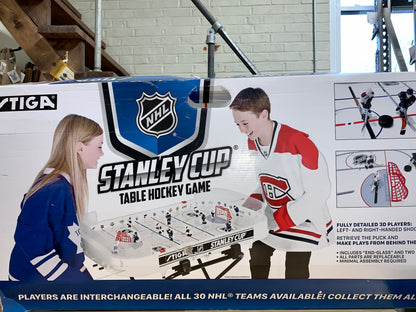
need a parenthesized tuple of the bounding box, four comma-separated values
(0, 73, 415, 310)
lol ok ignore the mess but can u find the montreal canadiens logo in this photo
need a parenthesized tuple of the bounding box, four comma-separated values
(136, 91, 178, 138)
(260, 174, 294, 208)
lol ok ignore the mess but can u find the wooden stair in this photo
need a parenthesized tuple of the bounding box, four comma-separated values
(0, 0, 129, 81)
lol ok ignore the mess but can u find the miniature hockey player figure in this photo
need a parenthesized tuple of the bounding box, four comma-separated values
(365, 154, 375, 169)
(371, 172, 380, 204)
(371, 172, 380, 191)
(167, 229, 174, 240)
(230, 87, 333, 279)
(225, 221, 232, 232)
(112, 243, 119, 254)
(397, 88, 415, 135)
(397, 88, 415, 116)
(166, 212, 172, 225)
(360, 88, 374, 121)
(9, 114, 104, 281)
(396, 88, 416, 135)
(353, 154, 367, 166)
(233, 205, 240, 216)
(186, 227, 192, 237)
(201, 213, 207, 224)
(133, 232, 139, 243)
(155, 223, 164, 235)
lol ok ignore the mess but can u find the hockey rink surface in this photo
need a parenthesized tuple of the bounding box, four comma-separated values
(81, 189, 267, 279)
(335, 80, 416, 139)
(336, 150, 416, 208)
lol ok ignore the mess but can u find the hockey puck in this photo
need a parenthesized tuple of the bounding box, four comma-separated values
(404, 165, 412, 172)
(378, 115, 394, 128)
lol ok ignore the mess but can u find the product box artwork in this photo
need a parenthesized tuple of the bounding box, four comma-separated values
(0, 72, 416, 311)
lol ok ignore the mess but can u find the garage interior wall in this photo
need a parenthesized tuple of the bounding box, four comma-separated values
(66, 0, 331, 77)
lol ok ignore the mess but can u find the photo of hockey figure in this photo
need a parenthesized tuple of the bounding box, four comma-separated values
(335, 81, 416, 139)
(336, 150, 416, 208)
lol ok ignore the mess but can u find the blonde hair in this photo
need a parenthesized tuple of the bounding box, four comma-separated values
(23, 114, 103, 218)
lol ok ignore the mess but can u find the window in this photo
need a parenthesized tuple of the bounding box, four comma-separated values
(338, 0, 414, 73)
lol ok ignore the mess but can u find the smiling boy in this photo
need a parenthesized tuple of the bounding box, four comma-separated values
(230, 87, 333, 279)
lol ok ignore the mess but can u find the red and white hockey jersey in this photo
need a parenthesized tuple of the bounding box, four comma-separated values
(247, 121, 333, 251)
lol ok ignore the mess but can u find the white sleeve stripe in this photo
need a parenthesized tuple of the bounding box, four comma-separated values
(36, 254, 61, 276)
(80, 265, 86, 272)
(48, 263, 69, 281)
(30, 249, 56, 266)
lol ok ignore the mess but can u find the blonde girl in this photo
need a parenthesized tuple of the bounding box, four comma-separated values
(9, 114, 104, 281)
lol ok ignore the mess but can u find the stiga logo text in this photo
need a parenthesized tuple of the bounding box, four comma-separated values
(0, 94, 57, 112)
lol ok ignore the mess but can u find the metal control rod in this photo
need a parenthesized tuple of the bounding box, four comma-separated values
(94, 0, 102, 71)
(206, 28, 216, 77)
(191, 0, 261, 75)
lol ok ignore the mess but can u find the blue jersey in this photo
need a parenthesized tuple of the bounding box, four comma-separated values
(9, 174, 92, 281)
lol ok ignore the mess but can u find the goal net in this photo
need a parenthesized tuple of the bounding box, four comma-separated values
(215, 205, 232, 221)
(387, 162, 408, 202)
(115, 230, 132, 243)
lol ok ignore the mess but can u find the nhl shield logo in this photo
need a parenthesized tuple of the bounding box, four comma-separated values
(136, 92, 178, 138)
(101, 79, 208, 159)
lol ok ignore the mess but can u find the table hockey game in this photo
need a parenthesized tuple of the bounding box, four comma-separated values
(336, 150, 416, 208)
(335, 80, 416, 139)
(81, 189, 267, 280)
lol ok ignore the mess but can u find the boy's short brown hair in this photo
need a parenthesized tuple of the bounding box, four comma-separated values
(229, 87, 271, 117)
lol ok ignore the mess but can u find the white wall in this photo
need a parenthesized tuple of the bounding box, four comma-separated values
(69, 0, 331, 77)
(0, 0, 331, 78)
